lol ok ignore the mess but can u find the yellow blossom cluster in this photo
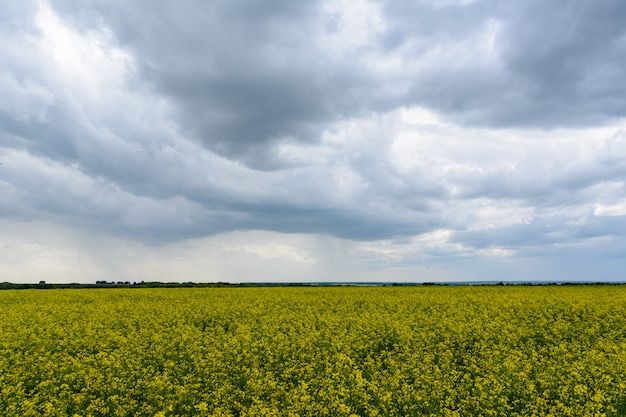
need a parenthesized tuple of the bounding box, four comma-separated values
(1, 286, 625, 416)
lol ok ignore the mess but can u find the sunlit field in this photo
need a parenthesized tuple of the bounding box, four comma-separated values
(1, 286, 625, 416)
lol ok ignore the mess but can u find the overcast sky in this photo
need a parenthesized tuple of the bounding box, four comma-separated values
(2, 0, 626, 283)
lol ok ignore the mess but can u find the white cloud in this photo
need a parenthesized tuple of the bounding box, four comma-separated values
(318, 0, 386, 55)
(594, 202, 626, 217)
(228, 243, 316, 264)
(35, 1, 133, 98)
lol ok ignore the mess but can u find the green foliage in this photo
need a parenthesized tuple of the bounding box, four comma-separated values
(1, 286, 625, 416)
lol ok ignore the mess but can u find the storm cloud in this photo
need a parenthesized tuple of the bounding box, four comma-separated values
(1, 0, 626, 282)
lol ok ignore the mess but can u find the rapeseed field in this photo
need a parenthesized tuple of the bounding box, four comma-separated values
(1, 286, 625, 416)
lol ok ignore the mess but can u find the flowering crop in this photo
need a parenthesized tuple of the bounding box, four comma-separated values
(1, 286, 625, 416)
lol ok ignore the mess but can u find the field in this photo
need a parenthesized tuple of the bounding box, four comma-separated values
(1, 286, 625, 416)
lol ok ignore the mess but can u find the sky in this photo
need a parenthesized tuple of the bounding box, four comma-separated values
(1, 0, 626, 284)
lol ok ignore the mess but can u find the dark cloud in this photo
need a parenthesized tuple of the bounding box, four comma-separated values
(403, 0, 626, 127)
(48, 0, 626, 161)
(47, 0, 377, 168)
(1, 0, 626, 266)
(494, 0, 626, 126)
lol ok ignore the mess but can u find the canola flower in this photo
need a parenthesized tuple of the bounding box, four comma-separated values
(1, 286, 625, 416)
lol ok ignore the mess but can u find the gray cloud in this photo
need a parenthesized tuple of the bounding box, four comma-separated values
(46, 0, 374, 168)
(47, 0, 626, 160)
(1, 0, 626, 281)
(404, 0, 626, 127)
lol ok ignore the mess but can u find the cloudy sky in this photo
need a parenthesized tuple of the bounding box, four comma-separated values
(2, 0, 626, 283)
